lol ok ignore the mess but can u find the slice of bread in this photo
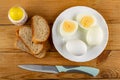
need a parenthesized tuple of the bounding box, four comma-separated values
(32, 15, 50, 43)
(15, 38, 46, 58)
(34, 48, 46, 58)
(17, 26, 44, 55)
(16, 38, 30, 53)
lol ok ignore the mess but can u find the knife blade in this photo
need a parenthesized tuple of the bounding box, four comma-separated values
(18, 65, 99, 77)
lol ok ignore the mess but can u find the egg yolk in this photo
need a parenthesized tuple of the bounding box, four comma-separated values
(9, 7, 24, 21)
(63, 21, 76, 32)
(80, 16, 94, 28)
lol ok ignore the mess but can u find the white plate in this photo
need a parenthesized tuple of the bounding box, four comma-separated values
(52, 6, 109, 62)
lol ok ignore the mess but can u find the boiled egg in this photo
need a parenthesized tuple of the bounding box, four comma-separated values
(76, 14, 97, 30)
(60, 20, 78, 37)
(86, 25, 103, 46)
(66, 40, 87, 56)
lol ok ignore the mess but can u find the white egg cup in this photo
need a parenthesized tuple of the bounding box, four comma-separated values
(8, 7, 28, 26)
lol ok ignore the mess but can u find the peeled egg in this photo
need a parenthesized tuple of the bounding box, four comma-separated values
(66, 40, 87, 56)
(86, 25, 103, 46)
(76, 14, 97, 30)
(60, 20, 78, 37)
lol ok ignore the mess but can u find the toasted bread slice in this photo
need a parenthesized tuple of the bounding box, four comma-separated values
(17, 26, 43, 55)
(32, 15, 50, 43)
(15, 38, 46, 58)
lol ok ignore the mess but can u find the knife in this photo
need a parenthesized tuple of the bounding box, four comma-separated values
(18, 65, 99, 77)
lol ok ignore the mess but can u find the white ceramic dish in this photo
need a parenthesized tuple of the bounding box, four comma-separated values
(52, 6, 109, 62)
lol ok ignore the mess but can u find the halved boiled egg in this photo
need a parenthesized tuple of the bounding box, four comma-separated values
(60, 20, 78, 37)
(76, 14, 97, 30)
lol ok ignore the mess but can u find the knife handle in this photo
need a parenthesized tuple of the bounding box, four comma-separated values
(56, 66, 99, 77)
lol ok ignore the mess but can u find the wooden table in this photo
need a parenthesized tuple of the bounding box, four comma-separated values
(0, 0, 120, 79)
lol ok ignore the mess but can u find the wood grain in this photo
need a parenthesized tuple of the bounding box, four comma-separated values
(0, 0, 120, 24)
(0, 51, 119, 79)
(0, 51, 97, 66)
(0, 0, 120, 79)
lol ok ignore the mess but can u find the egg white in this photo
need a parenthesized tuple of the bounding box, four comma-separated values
(66, 39, 87, 56)
(86, 25, 103, 46)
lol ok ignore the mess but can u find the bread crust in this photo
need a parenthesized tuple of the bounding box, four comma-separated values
(34, 48, 46, 58)
(34, 41, 47, 58)
(31, 15, 50, 44)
